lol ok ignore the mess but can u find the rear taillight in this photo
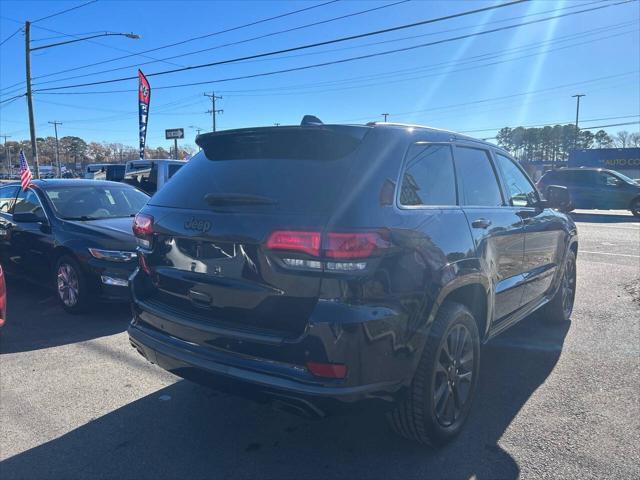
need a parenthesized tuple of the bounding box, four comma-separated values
(266, 231, 321, 257)
(265, 230, 389, 272)
(133, 213, 154, 248)
(325, 232, 387, 259)
(306, 362, 348, 379)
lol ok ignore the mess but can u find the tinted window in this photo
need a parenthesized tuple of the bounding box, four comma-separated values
(495, 154, 537, 207)
(400, 144, 456, 206)
(123, 164, 158, 194)
(168, 164, 183, 178)
(14, 189, 46, 221)
(0, 185, 19, 213)
(455, 147, 503, 206)
(150, 127, 368, 214)
(597, 172, 622, 186)
(44, 186, 148, 220)
(564, 170, 595, 186)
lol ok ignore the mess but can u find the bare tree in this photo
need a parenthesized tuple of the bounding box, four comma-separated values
(628, 132, 640, 147)
(612, 131, 630, 148)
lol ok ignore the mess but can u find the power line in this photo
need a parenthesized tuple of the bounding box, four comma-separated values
(28, 0, 411, 88)
(30, 24, 637, 99)
(0, 26, 22, 47)
(32, 0, 531, 92)
(32, 0, 98, 24)
(33, 0, 631, 94)
(24, 0, 341, 84)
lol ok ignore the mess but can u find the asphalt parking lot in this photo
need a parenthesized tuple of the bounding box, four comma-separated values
(1, 210, 638, 480)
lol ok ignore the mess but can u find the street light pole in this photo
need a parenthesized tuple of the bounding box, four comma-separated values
(381, 113, 390, 122)
(24, 26, 140, 180)
(49, 121, 62, 177)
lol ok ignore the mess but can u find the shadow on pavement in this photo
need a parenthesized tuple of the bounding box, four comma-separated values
(0, 315, 569, 480)
(570, 211, 638, 223)
(0, 277, 130, 354)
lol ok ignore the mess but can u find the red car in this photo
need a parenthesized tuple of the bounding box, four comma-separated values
(0, 263, 6, 327)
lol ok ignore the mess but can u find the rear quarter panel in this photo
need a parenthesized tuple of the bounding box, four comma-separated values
(317, 129, 481, 386)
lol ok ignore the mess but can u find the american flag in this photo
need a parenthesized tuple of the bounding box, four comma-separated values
(19, 150, 33, 191)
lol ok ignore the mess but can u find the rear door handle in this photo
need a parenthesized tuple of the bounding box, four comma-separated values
(471, 218, 492, 229)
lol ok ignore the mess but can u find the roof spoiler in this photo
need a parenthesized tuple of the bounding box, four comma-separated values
(300, 115, 323, 126)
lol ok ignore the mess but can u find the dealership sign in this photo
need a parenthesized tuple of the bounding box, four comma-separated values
(569, 148, 640, 171)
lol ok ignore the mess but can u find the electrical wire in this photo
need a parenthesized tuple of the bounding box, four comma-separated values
(32, 0, 98, 24)
(28, 0, 412, 88)
(33, 0, 631, 94)
(24, 0, 342, 83)
(32, 0, 532, 92)
(0, 27, 22, 47)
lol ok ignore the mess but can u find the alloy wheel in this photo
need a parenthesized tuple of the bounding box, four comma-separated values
(432, 324, 474, 427)
(561, 255, 576, 318)
(57, 263, 79, 307)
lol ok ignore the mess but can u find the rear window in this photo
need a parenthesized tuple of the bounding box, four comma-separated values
(149, 126, 369, 214)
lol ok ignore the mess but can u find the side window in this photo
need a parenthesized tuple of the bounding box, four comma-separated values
(495, 154, 537, 207)
(168, 164, 183, 179)
(0, 185, 19, 213)
(454, 147, 503, 207)
(399, 143, 456, 206)
(599, 172, 622, 187)
(571, 170, 595, 186)
(13, 189, 46, 221)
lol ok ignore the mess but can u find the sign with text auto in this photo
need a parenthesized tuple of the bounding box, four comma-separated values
(165, 128, 184, 140)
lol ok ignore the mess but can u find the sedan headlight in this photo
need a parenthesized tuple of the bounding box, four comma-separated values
(88, 248, 137, 262)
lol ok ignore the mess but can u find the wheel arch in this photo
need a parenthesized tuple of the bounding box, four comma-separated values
(426, 271, 492, 343)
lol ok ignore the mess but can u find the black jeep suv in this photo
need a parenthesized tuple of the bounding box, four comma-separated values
(128, 120, 577, 445)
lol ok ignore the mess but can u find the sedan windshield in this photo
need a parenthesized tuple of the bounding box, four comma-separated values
(44, 185, 149, 220)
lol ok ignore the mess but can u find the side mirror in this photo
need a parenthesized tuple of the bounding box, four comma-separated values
(13, 212, 45, 223)
(544, 185, 571, 212)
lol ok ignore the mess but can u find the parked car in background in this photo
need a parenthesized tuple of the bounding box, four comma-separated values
(0, 180, 149, 312)
(537, 167, 640, 217)
(122, 159, 186, 195)
(0, 263, 6, 328)
(128, 119, 577, 446)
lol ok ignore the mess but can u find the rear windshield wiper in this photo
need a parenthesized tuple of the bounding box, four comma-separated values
(204, 193, 278, 207)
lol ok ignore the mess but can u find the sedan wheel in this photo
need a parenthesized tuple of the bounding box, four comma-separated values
(631, 198, 640, 218)
(57, 263, 80, 307)
(561, 253, 576, 318)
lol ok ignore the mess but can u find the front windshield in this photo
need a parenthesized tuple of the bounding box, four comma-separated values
(44, 185, 149, 220)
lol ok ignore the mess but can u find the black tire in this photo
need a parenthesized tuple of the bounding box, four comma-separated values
(541, 249, 576, 323)
(55, 255, 90, 313)
(387, 302, 481, 446)
(630, 197, 640, 218)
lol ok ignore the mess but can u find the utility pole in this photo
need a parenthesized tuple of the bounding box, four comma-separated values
(381, 113, 390, 122)
(25, 21, 40, 179)
(48, 121, 62, 177)
(24, 27, 139, 180)
(572, 94, 585, 152)
(1, 135, 10, 174)
(204, 92, 223, 132)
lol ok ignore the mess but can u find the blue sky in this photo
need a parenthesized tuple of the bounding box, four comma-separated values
(1, 0, 638, 150)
